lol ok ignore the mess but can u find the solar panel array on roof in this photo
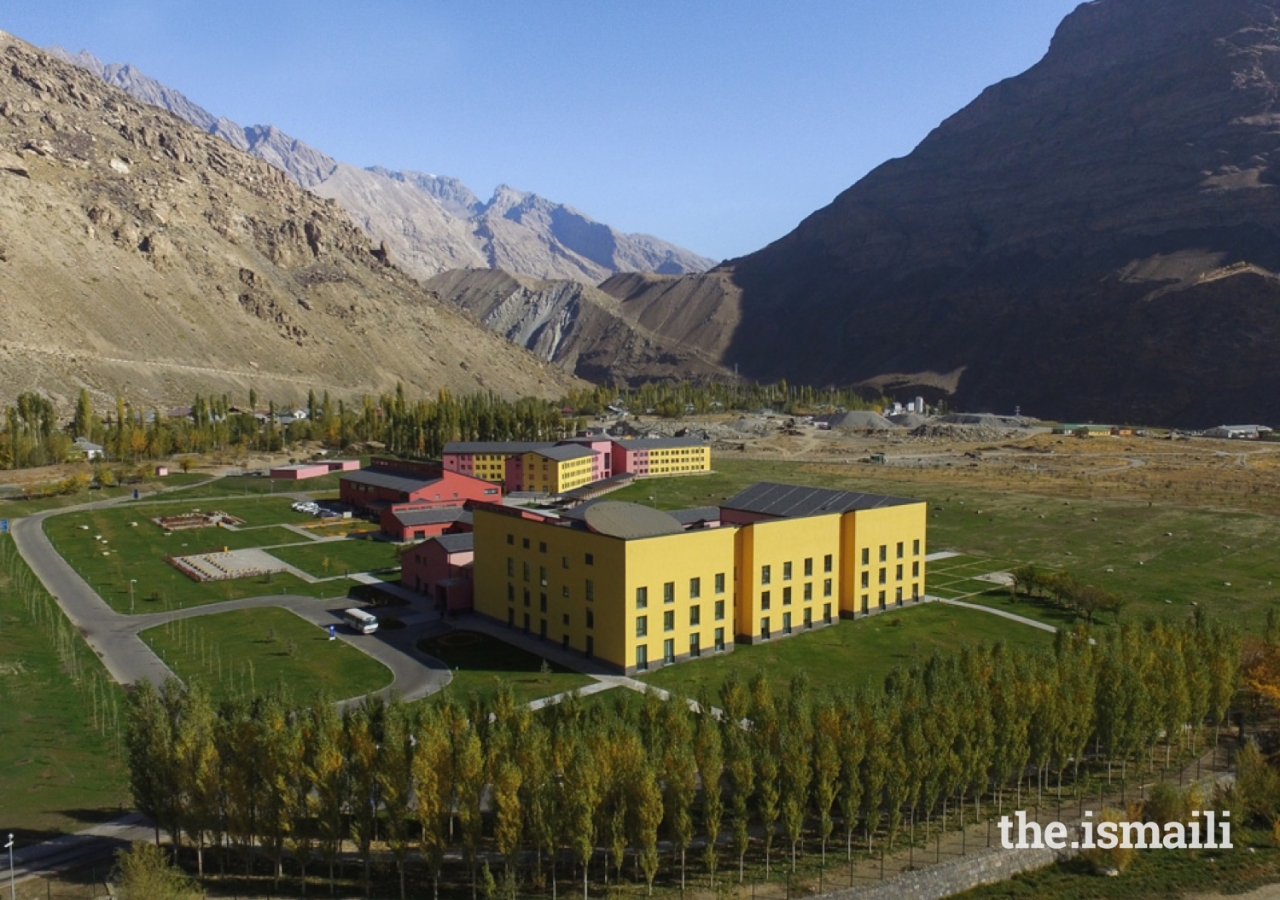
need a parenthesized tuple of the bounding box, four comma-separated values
(721, 482, 918, 518)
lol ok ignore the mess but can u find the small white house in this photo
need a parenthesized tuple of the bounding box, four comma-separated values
(1205, 424, 1273, 440)
(73, 438, 104, 460)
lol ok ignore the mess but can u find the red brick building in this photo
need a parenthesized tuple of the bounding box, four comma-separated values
(340, 458, 500, 514)
(401, 533, 475, 612)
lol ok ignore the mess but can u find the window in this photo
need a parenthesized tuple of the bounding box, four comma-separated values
(690, 577, 701, 599)
(913, 583, 919, 599)
(803, 582, 812, 602)
(861, 571, 870, 589)
(522, 562, 530, 582)
(715, 573, 725, 593)
(824, 554, 833, 573)
(507, 557, 515, 577)
(783, 587, 792, 606)
(663, 639, 675, 664)
(761, 617, 771, 640)
(524, 612, 530, 631)
(585, 553, 594, 565)
(540, 541, 547, 553)
(861, 594, 869, 613)
(804, 558, 813, 577)
(690, 633, 701, 657)
(636, 644, 648, 671)
(636, 616, 648, 638)
(878, 590, 886, 609)
(522, 537, 530, 549)
(783, 561, 792, 581)
(585, 579, 595, 602)
(714, 628, 725, 651)
(913, 539, 921, 555)
(507, 583, 514, 602)
(804, 608, 812, 628)
(539, 594, 547, 613)
(523, 587, 531, 606)
(690, 605, 701, 626)
(823, 602, 832, 624)
(507, 534, 514, 545)
(879, 568, 887, 585)
(761, 590, 771, 611)
(586, 609, 594, 629)
(563, 556, 570, 569)
(664, 582, 675, 604)
(714, 599, 725, 621)
(562, 586, 570, 599)
(896, 587, 904, 604)
(539, 566, 548, 586)
(896, 564, 903, 581)
(761, 565, 771, 585)
(879, 545, 887, 562)
(663, 611, 675, 632)
(823, 578, 832, 597)
(540, 619, 547, 638)
(783, 612, 792, 634)
(897, 541, 904, 559)
(636, 586, 648, 609)
(912, 561, 920, 577)
(862, 548, 870, 566)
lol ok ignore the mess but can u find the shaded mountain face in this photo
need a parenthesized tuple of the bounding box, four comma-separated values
(707, 0, 1280, 426)
(47, 46, 715, 284)
(0, 32, 583, 409)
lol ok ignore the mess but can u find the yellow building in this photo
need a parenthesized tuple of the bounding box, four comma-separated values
(470, 481, 927, 674)
(472, 502, 736, 673)
(519, 446, 596, 495)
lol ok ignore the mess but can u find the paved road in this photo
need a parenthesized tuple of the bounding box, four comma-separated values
(7, 814, 157, 883)
(8, 495, 451, 703)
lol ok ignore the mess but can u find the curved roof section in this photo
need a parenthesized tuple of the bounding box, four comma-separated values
(582, 501, 686, 540)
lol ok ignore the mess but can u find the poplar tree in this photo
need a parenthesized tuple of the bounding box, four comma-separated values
(749, 674, 782, 875)
(379, 699, 417, 900)
(494, 760, 525, 899)
(719, 676, 754, 881)
(779, 676, 814, 872)
(414, 708, 454, 900)
(634, 759, 664, 896)
(693, 700, 724, 882)
(308, 697, 347, 895)
(836, 696, 867, 862)
(811, 699, 842, 866)
(343, 701, 381, 898)
(659, 703, 698, 890)
(562, 736, 602, 900)
(174, 681, 219, 876)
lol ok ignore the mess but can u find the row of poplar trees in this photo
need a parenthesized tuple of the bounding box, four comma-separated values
(127, 618, 1240, 900)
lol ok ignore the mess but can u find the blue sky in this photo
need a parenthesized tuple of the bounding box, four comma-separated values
(6, 1, 1084, 261)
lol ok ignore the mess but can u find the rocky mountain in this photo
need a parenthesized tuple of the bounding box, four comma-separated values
(0, 31, 583, 410)
(712, 0, 1280, 426)
(422, 269, 730, 383)
(47, 46, 716, 284)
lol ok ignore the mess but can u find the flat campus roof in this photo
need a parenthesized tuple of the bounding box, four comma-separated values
(433, 533, 475, 554)
(343, 469, 438, 493)
(721, 482, 919, 519)
(392, 507, 473, 527)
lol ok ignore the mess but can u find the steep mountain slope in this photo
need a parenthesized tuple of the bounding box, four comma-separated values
(47, 46, 716, 284)
(422, 269, 729, 383)
(715, 0, 1280, 425)
(0, 31, 582, 410)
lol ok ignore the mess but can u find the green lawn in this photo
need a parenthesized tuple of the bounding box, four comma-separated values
(614, 459, 1280, 630)
(0, 473, 211, 516)
(638, 603, 1054, 699)
(0, 536, 130, 840)
(417, 630, 594, 707)
(45, 499, 362, 613)
(140, 607, 392, 703)
(170, 470, 351, 499)
(268, 538, 401, 578)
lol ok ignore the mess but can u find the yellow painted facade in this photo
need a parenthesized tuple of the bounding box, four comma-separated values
(643, 444, 712, 476)
(839, 504, 928, 616)
(520, 451, 596, 494)
(471, 486, 927, 675)
(469, 452, 510, 483)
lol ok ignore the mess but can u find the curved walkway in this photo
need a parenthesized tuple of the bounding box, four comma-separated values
(8, 490, 451, 704)
(936, 597, 1059, 634)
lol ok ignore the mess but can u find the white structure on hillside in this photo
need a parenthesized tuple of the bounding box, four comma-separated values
(1204, 424, 1273, 439)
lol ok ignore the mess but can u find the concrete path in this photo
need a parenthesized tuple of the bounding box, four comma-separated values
(937, 597, 1059, 634)
(7, 814, 157, 882)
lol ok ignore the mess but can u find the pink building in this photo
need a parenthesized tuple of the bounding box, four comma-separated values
(270, 463, 332, 480)
(401, 533, 474, 612)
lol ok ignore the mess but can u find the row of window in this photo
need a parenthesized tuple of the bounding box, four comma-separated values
(858, 561, 921, 587)
(759, 604, 833, 639)
(635, 574, 726, 608)
(635, 629, 726, 670)
(760, 554, 834, 585)
(760, 580, 831, 609)
(636, 600, 726, 636)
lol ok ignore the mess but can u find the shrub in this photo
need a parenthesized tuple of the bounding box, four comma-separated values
(1081, 806, 1138, 875)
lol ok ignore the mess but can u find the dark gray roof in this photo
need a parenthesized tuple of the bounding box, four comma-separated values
(530, 444, 596, 462)
(613, 437, 708, 450)
(721, 482, 919, 519)
(670, 507, 721, 526)
(343, 469, 437, 493)
(582, 502, 686, 540)
(392, 507, 473, 528)
(443, 441, 555, 454)
(434, 533, 475, 554)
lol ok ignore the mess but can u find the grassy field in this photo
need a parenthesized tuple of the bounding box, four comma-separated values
(418, 630, 594, 707)
(0, 473, 211, 516)
(612, 459, 1280, 630)
(268, 537, 400, 578)
(0, 536, 130, 840)
(45, 498, 362, 613)
(638, 602, 1054, 699)
(140, 607, 392, 703)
